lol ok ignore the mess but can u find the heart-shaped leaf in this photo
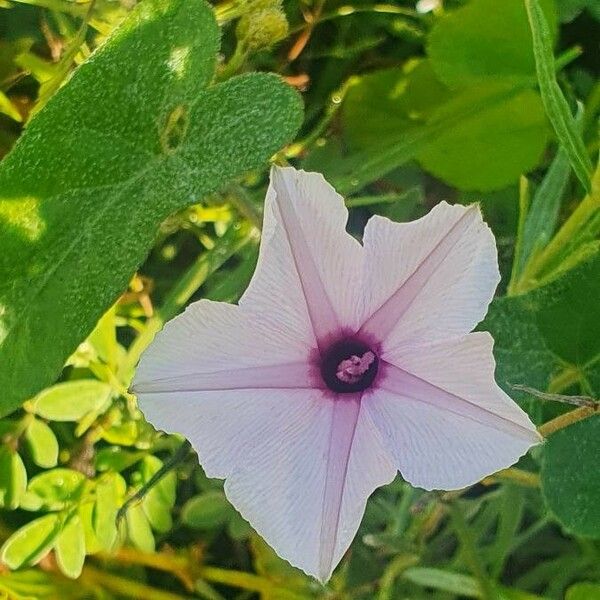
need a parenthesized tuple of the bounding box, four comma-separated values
(0, 0, 302, 417)
(542, 415, 600, 538)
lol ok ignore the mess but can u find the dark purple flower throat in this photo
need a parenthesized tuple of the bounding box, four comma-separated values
(320, 336, 379, 393)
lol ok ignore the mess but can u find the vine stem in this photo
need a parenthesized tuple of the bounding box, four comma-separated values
(538, 406, 598, 438)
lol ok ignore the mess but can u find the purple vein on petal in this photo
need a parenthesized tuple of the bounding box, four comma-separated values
(318, 394, 361, 582)
(359, 205, 479, 342)
(271, 167, 341, 349)
(132, 361, 320, 393)
(380, 361, 540, 443)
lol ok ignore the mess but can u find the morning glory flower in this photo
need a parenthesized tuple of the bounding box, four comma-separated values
(133, 166, 540, 582)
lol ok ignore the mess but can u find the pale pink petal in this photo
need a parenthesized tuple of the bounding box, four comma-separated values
(133, 299, 314, 395)
(358, 202, 499, 352)
(365, 333, 540, 490)
(240, 167, 364, 348)
(141, 388, 395, 582)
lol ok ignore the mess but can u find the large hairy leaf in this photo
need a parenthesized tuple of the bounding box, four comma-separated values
(0, 0, 302, 416)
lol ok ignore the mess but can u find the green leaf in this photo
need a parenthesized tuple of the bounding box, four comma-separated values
(93, 473, 126, 551)
(416, 86, 548, 191)
(87, 305, 119, 372)
(54, 513, 85, 579)
(524, 0, 593, 191)
(125, 503, 155, 553)
(24, 418, 59, 468)
(534, 253, 600, 393)
(95, 446, 145, 472)
(0, 91, 22, 122)
(403, 567, 480, 598)
(30, 380, 112, 422)
(490, 485, 524, 578)
(541, 414, 600, 537)
(514, 140, 574, 279)
(481, 296, 557, 411)
(181, 491, 233, 530)
(140, 455, 177, 533)
(0, 447, 27, 510)
(0, 514, 62, 569)
(20, 468, 85, 511)
(566, 583, 600, 600)
(428, 0, 557, 88)
(341, 63, 548, 192)
(0, 0, 302, 417)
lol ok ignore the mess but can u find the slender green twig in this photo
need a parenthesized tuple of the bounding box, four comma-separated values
(116, 440, 193, 525)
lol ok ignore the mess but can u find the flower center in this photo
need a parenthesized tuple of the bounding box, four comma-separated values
(320, 337, 379, 393)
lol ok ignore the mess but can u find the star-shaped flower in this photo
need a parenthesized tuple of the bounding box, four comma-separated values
(133, 166, 540, 582)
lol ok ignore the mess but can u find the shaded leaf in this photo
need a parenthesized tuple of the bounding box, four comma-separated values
(181, 491, 232, 530)
(428, 0, 557, 87)
(541, 414, 600, 537)
(342, 63, 548, 191)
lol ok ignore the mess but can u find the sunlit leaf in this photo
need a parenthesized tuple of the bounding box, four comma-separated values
(30, 380, 112, 422)
(54, 513, 85, 579)
(0, 447, 27, 510)
(20, 469, 85, 511)
(24, 418, 59, 469)
(0, 514, 61, 570)
(0, 0, 302, 417)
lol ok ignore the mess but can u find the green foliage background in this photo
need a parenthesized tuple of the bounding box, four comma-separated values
(0, 0, 598, 598)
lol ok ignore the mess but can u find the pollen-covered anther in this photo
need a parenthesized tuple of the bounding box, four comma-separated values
(336, 351, 375, 383)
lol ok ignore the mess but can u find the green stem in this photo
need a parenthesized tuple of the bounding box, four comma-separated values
(117, 441, 192, 524)
(538, 406, 598, 438)
(507, 176, 530, 295)
(227, 185, 263, 230)
(123, 223, 255, 378)
(285, 81, 352, 159)
(448, 502, 499, 600)
(520, 181, 599, 287)
(377, 554, 420, 600)
(390, 485, 418, 536)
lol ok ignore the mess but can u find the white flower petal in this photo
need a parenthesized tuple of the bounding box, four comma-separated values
(133, 299, 314, 394)
(359, 202, 499, 351)
(366, 333, 540, 490)
(240, 167, 364, 347)
(140, 387, 395, 582)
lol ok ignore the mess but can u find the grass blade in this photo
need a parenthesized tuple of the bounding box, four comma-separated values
(524, 0, 593, 192)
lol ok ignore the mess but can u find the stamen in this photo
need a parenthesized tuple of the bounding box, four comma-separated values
(336, 351, 375, 384)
